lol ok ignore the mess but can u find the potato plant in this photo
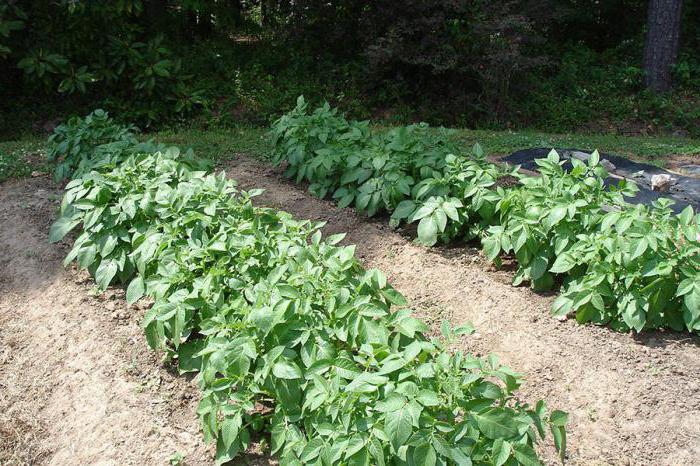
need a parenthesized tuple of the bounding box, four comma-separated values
(49, 113, 568, 465)
(49, 148, 202, 289)
(47, 109, 139, 181)
(552, 200, 700, 332)
(271, 96, 504, 241)
(271, 99, 700, 332)
(481, 150, 637, 291)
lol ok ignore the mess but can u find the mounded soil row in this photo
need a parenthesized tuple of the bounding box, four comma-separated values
(1, 154, 698, 465)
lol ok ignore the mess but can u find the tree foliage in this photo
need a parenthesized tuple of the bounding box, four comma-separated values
(1, 0, 699, 134)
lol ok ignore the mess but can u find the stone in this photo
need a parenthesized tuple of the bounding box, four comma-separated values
(601, 159, 617, 171)
(650, 174, 675, 192)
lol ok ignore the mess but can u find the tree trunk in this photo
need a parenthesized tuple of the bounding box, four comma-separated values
(229, 0, 243, 28)
(643, 0, 683, 93)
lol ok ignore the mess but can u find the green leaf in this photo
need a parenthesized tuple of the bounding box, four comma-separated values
(300, 438, 325, 462)
(221, 414, 241, 449)
(530, 255, 548, 280)
(482, 235, 501, 262)
(549, 410, 568, 427)
(491, 438, 511, 466)
(272, 360, 303, 379)
(177, 339, 205, 373)
(94, 259, 118, 290)
(49, 216, 80, 243)
(512, 444, 541, 466)
(544, 206, 567, 229)
(384, 403, 412, 451)
(474, 408, 520, 440)
(416, 390, 440, 407)
(551, 423, 567, 463)
(676, 278, 695, 297)
(588, 150, 600, 167)
(126, 276, 145, 304)
(412, 443, 436, 466)
(621, 298, 646, 332)
(417, 216, 438, 246)
(549, 253, 574, 274)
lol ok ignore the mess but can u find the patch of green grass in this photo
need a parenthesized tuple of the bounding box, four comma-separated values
(148, 127, 271, 164)
(151, 125, 700, 168)
(451, 128, 700, 161)
(0, 136, 46, 183)
(3, 124, 698, 184)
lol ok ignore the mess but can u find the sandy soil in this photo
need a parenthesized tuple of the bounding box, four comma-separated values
(0, 178, 223, 465)
(1, 155, 699, 465)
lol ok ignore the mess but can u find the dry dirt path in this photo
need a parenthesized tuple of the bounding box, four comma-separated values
(0, 154, 699, 465)
(0, 178, 247, 465)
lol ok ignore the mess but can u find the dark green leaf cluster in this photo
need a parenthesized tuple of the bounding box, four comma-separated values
(50, 112, 566, 465)
(271, 99, 700, 333)
(482, 150, 636, 291)
(50, 148, 200, 288)
(47, 109, 140, 181)
(0, 3, 25, 58)
(271, 96, 505, 245)
(552, 199, 700, 332)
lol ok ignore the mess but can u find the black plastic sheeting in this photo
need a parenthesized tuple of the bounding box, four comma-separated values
(502, 148, 700, 214)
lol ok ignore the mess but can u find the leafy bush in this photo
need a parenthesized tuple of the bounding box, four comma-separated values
(271, 99, 700, 333)
(552, 200, 700, 332)
(47, 109, 138, 181)
(481, 151, 637, 291)
(271, 96, 504, 241)
(49, 148, 199, 288)
(50, 111, 567, 465)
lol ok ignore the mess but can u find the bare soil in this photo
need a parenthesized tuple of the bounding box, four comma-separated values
(1, 155, 699, 465)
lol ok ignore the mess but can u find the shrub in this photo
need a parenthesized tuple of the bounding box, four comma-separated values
(481, 150, 637, 291)
(553, 200, 700, 332)
(47, 109, 138, 181)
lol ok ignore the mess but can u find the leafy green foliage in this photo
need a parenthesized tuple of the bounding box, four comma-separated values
(17, 49, 69, 91)
(46, 109, 140, 181)
(100, 35, 207, 123)
(50, 111, 567, 465)
(482, 150, 637, 291)
(0, 3, 25, 58)
(552, 201, 700, 332)
(272, 99, 700, 333)
(49, 148, 198, 289)
(3, 0, 700, 137)
(271, 96, 505, 245)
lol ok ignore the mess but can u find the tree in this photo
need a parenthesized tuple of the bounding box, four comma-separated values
(643, 0, 683, 92)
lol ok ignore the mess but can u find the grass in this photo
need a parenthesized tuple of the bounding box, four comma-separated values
(0, 136, 46, 183)
(452, 128, 700, 160)
(149, 127, 271, 163)
(2, 125, 698, 183)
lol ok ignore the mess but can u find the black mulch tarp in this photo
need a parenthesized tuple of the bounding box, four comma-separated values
(502, 148, 700, 214)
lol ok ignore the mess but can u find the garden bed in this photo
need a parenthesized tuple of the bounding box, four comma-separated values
(1, 153, 699, 465)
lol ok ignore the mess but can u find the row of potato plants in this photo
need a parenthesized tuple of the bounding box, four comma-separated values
(270, 97, 700, 333)
(48, 110, 567, 465)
